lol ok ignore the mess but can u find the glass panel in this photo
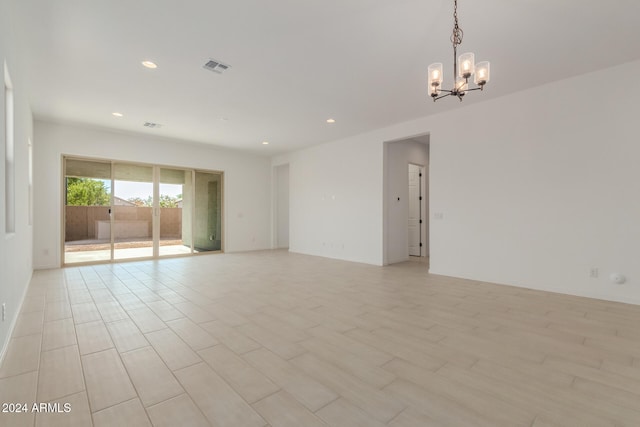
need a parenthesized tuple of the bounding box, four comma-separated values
(159, 168, 192, 257)
(64, 159, 112, 264)
(113, 163, 153, 260)
(193, 171, 222, 252)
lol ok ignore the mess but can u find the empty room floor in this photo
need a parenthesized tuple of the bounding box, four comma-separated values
(1, 250, 639, 426)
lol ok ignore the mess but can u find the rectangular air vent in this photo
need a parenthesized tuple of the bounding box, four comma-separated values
(143, 122, 162, 128)
(203, 58, 231, 74)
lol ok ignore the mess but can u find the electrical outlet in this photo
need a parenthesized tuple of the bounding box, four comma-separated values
(2, 303, 5, 321)
(589, 268, 599, 278)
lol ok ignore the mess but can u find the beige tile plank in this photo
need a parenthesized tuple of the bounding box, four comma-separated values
(145, 300, 184, 322)
(299, 337, 396, 389)
(20, 295, 46, 314)
(198, 345, 279, 403)
(252, 391, 327, 427)
(258, 306, 318, 330)
(544, 356, 640, 396)
(82, 348, 137, 412)
(242, 348, 338, 412)
(42, 318, 77, 351)
(121, 346, 184, 407)
(290, 307, 355, 332)
(0, 371, 38, 427)
(471, 358, 574, 390)
(174, 362, 266, 427)
(315, 398, 387, 427)
(38, 345, 85, 403)
(173, 301, 215, 324)
(384, 379, 514, 427)
(105, 319, 149, 353)
(236, 322, 305, 360)
(95, 302, 129, 323)
(386, 358, 535, 426)
(76, 321, 114, 355)
(35, 391, 92, 427)
(206, 302, 250, 326)
(12, 310, 45, 337)
(146, 394, 209, 427)
(126, 307, 167, 334)
(600, 359, 640, 382)
(344, 328, 447, 371)
(0, 334, 42, 378)
(144, 328, 201, 370)
(92, 398, 151, 427)
(388, 407, 445, 427)
(71, 302, 103, 325)
(572, 377, 640, 416)
(166, 317, 218, 350)
(439, 359, 618, 426)
(309, 326, 393, 366)
(200, 320, 261, 354)
(247, 312, 309, 342)
(291, 352, 405, 423)
(44, 300, 72, 322)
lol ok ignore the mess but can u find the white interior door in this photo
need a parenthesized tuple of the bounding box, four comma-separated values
(408, 164, 421, 256)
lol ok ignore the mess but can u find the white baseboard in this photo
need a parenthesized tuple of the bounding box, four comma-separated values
(0, 271, 33, 368)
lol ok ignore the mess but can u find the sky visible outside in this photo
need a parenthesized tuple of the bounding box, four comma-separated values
(101, 180, 183, 200)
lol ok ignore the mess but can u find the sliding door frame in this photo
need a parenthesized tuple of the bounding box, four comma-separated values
(61, 155, 224, 267)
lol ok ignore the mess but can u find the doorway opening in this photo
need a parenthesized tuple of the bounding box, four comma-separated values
(383, 133, 430, 265)
(63, 156, 223, 265)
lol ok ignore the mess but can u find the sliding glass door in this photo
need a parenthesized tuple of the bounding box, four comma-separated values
(113, 163, 154, 260)
(64, 159, 113, 263)
(193, 171, 223, 252)
(159, 167, 192, 257)
(63, 157, 223, 265)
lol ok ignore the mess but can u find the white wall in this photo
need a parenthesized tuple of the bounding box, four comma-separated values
(33, 121, 272, 269)
(277, 59, 640, 304)
(275, 164, 290, 248)
(427, 60, 640, 304)
(0, 0, 34, 361)
(273, 136, 384, 265)
(384, 138, 429, 264)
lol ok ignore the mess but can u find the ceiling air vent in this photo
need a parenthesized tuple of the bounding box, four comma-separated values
(203, 58, 231, 74)
(143, 122, 162, 128)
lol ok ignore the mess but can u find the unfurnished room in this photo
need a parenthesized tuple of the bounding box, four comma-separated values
(1, 0, 640, 426)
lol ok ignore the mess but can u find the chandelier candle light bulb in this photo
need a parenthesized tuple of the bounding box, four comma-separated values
(474, 61, 490, 85)
(458, 52, 475, 78)
(428, 0, 490, 102)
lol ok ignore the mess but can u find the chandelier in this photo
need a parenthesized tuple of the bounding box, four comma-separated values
(428, 0, 490, 101)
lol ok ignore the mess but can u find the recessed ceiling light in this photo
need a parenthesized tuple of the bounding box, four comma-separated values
(326, 118, 336, 124)
(141, 60, 157, 69)
(112, 112, 123, 117)
(262, 141, 269, 145)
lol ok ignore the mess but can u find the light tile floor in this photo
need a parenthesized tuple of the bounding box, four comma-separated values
(1, 250, 640, 426)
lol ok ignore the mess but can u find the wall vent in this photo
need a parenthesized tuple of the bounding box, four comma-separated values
(203, 59, 231, 74)
(143, 122, 162, 128)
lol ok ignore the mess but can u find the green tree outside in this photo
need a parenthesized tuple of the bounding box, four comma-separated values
(66, 178, 110, 206)
(127, 194, 180, 207)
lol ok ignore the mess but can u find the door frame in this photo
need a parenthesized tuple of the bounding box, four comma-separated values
(61, 155, 225, 267)
(408, 162, 424, 257)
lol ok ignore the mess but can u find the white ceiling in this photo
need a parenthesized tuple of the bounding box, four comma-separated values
(12, 0, 640, 155)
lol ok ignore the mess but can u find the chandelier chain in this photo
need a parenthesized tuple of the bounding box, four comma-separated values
(450, 0, 463, 48)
